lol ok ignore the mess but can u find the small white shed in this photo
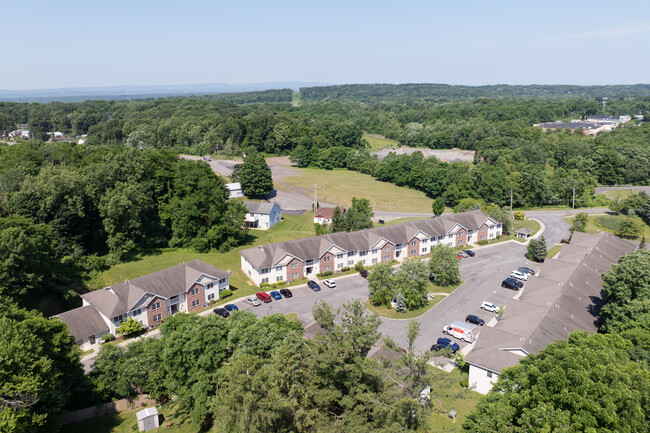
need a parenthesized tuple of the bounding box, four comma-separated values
(136, 407, 159, 432)
(226, 182, 243, 199)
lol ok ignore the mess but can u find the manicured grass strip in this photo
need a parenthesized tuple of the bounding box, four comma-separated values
(366, 295, 446, 319)
(547, 244, 562, 259)
(428, 279, 464, 295)
(60, 406, 196, 433)
(276, 167, 434, 213)
(284, 313, 299, 321)
(566, 214, 650, 241)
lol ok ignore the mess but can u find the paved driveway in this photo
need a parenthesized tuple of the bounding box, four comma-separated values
(236, 241, 536, 355)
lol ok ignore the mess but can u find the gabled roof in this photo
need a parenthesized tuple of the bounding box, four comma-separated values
(244, 201, 279, 215)
(242, 210, 493, 269)
(136, 407, 158, 421)
(465, 232, 637, 374)
(54, 306, 109, 341)
(225, 182, 241, 190)
(79, 260, 229, 318)
(314, 206, 347, 219)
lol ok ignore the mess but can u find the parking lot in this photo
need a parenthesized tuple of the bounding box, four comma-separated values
(234, 241, 541, 356)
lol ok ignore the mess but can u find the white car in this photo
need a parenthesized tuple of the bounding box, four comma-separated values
(480, 301, 499, 313)
(245, 297, 262, 307)
(510, 270, 529, 281)
(323, 279, 336, 288)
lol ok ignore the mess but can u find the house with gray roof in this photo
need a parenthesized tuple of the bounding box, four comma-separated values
(54, 259, 230, 349)
(465, 231, 637, 394)
(244, 201, 281, 229)
(241, 210, 502, 285)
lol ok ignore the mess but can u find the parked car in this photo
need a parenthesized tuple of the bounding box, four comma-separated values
(213, 307, 229, 317)
(279, 288, 293, 298)
(359, 269, 368, 278)
(458, 251, 468, 258)
(307, 280, 321, 291)
(504, 277, 524, 288)
(465, 314, 485, 326)
(224, 304, 238, 312)
(245, 297, 262, 307)
(269, 290, 282, 300)
(464, 250, 475, 257)
(256, 292, 272, 303)
(480, 301, 499, 313)
(518, 266, 535, 275)
(510, 270, 529, 281)
(432, 337, 460, 354)
(323, 279, 336, 288)
(501, 279, 520, 290)
(456, 253, 463, 259)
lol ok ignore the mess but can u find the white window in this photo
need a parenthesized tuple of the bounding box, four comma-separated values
(480, 235, 485, 240)
(487, 371, 493, 378)
(261, 268, 270, 274)
(324, 266, 330, 272)
(421, 247, 428, 253)
(348, 260, 354, 265)
(337, 263, 343, 269)
(275, 266, 283, 271)
(190, 287, 199, 295)
(113, 314, 124, 322)
(459, 240, 464, 245)
(410, 240, 417, 246)
(276, 276, 282, 282)
(261, 277, 269, 283)
(383, 255, 390, 261)
(448, 242, 453, 247)
(336, 254, 343, 259)
(219, 278, 226, 284)
(371, 249, 378, 254)
(291, 272, 299, 279)
(191, 299, 200, 307)
(371, 258, 378, 264)
(421, 238, 428, 243)
(205, 283, 214, 290)
(291, 262, 298, 269)
(410, 249, 416, 255)
(347, 251, 355, 257)
(359, 251, 367, 256)
(384, 245, 391, 251)
(482, 226, 486, 232)
(468, 229, 473, 235)
(438, 235, 444, 240)
(153, 313, 162, 322)
(489, 233, 494, 239)
(324, 256, 331, 262)
(207, 293, 215, 300)
(152, 302, 161, 311)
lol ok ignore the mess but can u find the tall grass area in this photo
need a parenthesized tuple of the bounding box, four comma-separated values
(92, 212, 316, 301)
(567, 213, 650, 241)
(277, 167, 434, 212)
(363, 132, 399, 149)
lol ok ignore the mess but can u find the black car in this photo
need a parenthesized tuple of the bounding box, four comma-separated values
(307, 280, 321, 291)
(501, 279, 520, 290)
(504, 277, 524, 287)
(213, 308, 230, 318)
(518, 266, 535, 275)
(279, 288, 293, 298)
(465, 314, 485, 326)
(464, 250, 475, 257)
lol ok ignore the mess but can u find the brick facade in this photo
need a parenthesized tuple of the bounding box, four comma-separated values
(381, 242, 395, 262)
(146, 296, 168, 325)
(286, 257, 303, 282)
(456, 229, 467, 247)
(186, 282, 205, 312)
(478, 223, 488, 241)
(407, 238, 420, 258)
(319, 252, 334, 273)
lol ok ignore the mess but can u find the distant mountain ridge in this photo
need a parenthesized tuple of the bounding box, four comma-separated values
(0, 82, 329, 103)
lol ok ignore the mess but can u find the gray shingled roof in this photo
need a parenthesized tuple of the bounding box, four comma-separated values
(242, 210, 494, 269)
(465, 231, 637, 374)
(244, 201, 278, 215)
(55, 305, 109, 341)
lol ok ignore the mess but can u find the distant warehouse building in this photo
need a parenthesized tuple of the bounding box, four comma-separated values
(465, 231, 636, 394)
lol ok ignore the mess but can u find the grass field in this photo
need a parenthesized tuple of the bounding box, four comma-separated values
(61, 407, 195, 433)
(376, 217, 429, 226)
(424, 369, 482, 432)
(363, 132, 399, 150)
(603, 189, 634, 199)
(366, 279, 463, 319)
(277, 167, 434, 213)
(93, 212, 316, 301)
(566, 213, 650, 241)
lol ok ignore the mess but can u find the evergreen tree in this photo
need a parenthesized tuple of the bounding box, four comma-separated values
(527, 236, 548, 262)
(395, 292, 407, 313)
(238, 151, 273, 198)
(344, 197, 374, 231)
(331, 206, 346, 232)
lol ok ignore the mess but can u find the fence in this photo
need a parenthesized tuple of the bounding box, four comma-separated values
(60, 394, 156, 425)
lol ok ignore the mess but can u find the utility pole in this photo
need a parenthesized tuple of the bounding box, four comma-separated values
(313, 184, 317, 212)
(510, 190, 513, 215)
(572, 188, 575, 214)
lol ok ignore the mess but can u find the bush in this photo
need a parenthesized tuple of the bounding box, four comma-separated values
(323, 270, 333, 276)
(116, 318, 144, 337)
(354, 261, 365, 271)
(101, 333, 115, 342)
(220, 289, 232, 298)
(276, 280, 285, 286)
(316, 272, 324, 278)
(260, 282, 269, 287)
(477, 240, 488, 246)
(514, 211, 525, 220)
(460, 378, 469, 388)
(341, 266, 350, 272)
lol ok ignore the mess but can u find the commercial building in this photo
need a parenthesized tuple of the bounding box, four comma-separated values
(465, 231, 636, 394)
(241, 210, 501, 285)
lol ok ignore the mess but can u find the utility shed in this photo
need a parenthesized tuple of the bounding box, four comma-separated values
(136, 407, 159, 432)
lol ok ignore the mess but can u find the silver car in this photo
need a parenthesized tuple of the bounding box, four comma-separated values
(245, 297, 262, 307)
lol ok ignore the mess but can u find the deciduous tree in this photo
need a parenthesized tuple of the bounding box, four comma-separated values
(428, 244, 460, 286)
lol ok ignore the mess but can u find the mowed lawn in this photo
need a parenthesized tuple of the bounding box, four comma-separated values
(93, 212, 316, 300)
(565, 213, 650, 241)
(277, 167, 434, 213)
(363, 132, 399, 150)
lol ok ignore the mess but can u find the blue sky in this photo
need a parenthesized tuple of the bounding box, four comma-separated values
(4, 0, 650, 89)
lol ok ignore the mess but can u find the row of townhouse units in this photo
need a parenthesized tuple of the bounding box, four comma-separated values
(241, 210, 502, 286)
(55, 260, 230, 349)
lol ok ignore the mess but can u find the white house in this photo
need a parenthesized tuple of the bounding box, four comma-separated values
(244, 201, 281, 230)
(314, 206, 347, 225)
(225, 183, 243, 198)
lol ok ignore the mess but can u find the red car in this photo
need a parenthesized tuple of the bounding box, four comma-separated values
(359, 269, 368, 278)
(256, 292, 272, 303)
